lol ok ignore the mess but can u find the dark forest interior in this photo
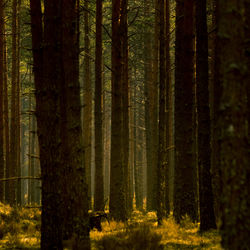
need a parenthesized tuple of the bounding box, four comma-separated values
(0, 0, 249, 249)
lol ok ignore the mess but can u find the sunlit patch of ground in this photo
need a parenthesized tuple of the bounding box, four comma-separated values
(0, 202, 221, 249)
(91, 211, 222, 250)
(0, 202, 41, 249)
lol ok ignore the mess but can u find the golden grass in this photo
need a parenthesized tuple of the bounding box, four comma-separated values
(91, 211, 222, 250)
(0, 202, 221, 249)
(0, 202, 41, 249)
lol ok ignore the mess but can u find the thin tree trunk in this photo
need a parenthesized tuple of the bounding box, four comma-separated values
(30, 112, 36, 204)
(83, 0, 92, 208)
(9, 0, 18, 206)
(209, 0, 221, 224)
(245, 0, 250, 140)
(16, 0, 21, 205)
(128, 79, 134, 212)
(165, 0, 171, 215)
(3, 12, 9, 203)
(143, 0, 154, 212)
(103, 89, 109, 202)
(121, 0, 130, 214)
(151, 0, 159, 211)
(134, 80, 143, 210)
(28, 89, 32, 205)
(0, 0, 4, 202)
(133, 83, 137, 209)
(157, 0, 167, 225)
(94, 0, 104, 212)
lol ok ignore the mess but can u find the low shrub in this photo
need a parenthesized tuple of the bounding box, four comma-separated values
(96, 223, 163, 250)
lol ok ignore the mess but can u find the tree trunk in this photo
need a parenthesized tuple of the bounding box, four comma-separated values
(3, 12, 9, 203)
(103, 89, 111, 203)
(31, 0, 63, 248)
(195, 0, 216, 231)
(151, 0, 159, 212)
(209, 0, 221, 224)
(16, 0, 21, 205)
(128, 77, 134, 212)
(94, 0, 104, 212)
(173, 0, 197, 223)
(165, 0, 171, 216)
(83, 0, 92, 209)
(110, 0, 127, 221)
(9, 0, 18, 206)
(28, 91, 32, 205)
(143, 0, 155, 212)
(30, 112, 36, 204)
(0, 0, 4, 202)
(217, 1, 250, 249)
(61, 0, 90, 247)
(31, 0, 90, 248)
(157, 0, 167, 225)
(245, 0, 250, 139)
(121, 0, 130, 214)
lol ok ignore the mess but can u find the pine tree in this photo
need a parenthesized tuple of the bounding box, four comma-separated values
(0, 0, 4, 202)
(94, 0, 104, 212)
(31, 0, 64, 247)
(83, 0, 92, 208)
(165, 0, 171, 216)
(216, 0, 250, 248)
(195, 0, 216, 231)
(110, 0, 128, 221)
(174, 0, 197, 223)
(3, 10, 9, 203)
(157, 0, 167, 225)
(9, 0, 18, 205)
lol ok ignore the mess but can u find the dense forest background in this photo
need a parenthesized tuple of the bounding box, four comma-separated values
(0, 0, 249, 249)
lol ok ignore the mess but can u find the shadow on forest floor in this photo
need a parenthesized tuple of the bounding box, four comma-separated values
(91, 211, 221, 250)
(0, 203, 221, 249)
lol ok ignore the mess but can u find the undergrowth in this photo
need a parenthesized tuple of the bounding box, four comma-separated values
(0, 202, 40, 249)
(0, 202, 221, 249)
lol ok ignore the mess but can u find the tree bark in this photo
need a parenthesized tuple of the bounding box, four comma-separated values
(150, 0, 159, 212)
(217, 1, 250, 249)
(94, 0, 104, 212)
(143, 0, 155, 212)
(9, 0, 18, 206)
(83, 0, 92, 208)
(61, 0, 90, 247)
(157, 0, 167, 225)
(174, 0, 197, 223)
(245, 0, 250, 138)
(3, 11, 9, 203)
(196, 0, 216, 231)
(165, 0, 171, 216)
(0, 0, 4, 202)
(121, 0, 130, 214)
(31, 0, 64, 248)
(16, 0, 21, 205)
(110, 0, 127, 221)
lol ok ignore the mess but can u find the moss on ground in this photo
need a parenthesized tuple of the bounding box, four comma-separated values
(0, 203, 221, 249)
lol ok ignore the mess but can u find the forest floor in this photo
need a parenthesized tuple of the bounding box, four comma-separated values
(0, 202, 221, 249)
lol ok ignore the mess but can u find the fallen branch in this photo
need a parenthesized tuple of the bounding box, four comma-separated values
(0, 176, 41, 182)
